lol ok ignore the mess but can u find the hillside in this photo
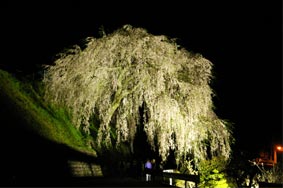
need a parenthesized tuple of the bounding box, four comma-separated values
(0, 69, 98, 185)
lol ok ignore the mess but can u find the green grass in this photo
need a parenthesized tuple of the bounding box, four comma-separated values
(0, 69, 96, 156)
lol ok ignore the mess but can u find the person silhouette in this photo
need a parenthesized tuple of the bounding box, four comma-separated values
(151, 159, 156, 181)
(144, 159, 152, 181)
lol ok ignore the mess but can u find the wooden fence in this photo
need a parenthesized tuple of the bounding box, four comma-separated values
(162, 171, 200, 188)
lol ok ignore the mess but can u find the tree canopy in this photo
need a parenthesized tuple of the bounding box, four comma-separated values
(43, 25, 233, 164)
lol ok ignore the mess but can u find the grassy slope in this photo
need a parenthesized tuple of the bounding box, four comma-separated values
(0, 69, 96, 157)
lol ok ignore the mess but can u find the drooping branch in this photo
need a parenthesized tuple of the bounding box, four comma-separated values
(43, 24, 233, 164)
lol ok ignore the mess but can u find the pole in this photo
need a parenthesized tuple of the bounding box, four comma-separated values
(273, 148, 277, 164)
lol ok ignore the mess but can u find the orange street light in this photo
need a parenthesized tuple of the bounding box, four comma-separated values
(273, 144, 283, 164)
(276, 146, 283, 152)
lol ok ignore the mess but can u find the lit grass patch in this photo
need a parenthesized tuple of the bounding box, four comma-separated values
(0, 69, 96, 156)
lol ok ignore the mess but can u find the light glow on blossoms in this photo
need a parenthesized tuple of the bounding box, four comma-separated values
(43, 25, 233, 164)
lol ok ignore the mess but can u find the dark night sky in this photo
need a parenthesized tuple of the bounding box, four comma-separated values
(1, 1, 282, 152)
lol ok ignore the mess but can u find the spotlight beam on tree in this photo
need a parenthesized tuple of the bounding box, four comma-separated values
(43, 25, 233, 164)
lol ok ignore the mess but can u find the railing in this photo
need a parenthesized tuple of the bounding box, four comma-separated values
(162, 170, 200, 188)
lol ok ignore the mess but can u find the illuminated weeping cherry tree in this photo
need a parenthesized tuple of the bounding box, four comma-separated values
(43, 25, 233, 165)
